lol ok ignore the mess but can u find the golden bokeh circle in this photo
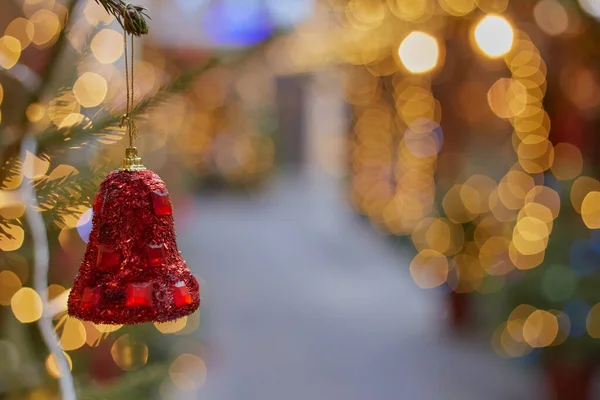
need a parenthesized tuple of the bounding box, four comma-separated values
(409, 249, 449, 289)
(11, 287, 43, 323)
(111, 334, 148, 370)
(581, 191, 600, 229)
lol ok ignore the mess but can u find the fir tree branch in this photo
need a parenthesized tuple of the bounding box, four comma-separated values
(38, 59, 218, 157)
(94, 0, 150, 36)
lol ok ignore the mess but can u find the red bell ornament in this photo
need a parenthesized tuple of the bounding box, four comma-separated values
(68, 148, 200, 325)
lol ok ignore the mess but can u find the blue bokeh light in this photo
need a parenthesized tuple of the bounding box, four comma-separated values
(563, 299, 590, 337)
(202, 0, 274, 47)
(77, 208, 93, 244)
(569, 239, 600, 277)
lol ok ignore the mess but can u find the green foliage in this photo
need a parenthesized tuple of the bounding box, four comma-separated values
(94, 0, 150, 36)
(78, 364, 168, 400)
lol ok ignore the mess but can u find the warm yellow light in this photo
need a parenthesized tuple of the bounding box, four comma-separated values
(56, 315, 86, 351)
(474, 15, 514, 58)
(0, 190, 25, 220)
(22, 150, 50, 179)
(91, 29, 124, 64)
(72, 72, 108, 108)
(169, 354, 207, 391)
(154, 317, 188, 334)
(571, 177, 600, 214)
(94, 323, 122, 333)
(111, 334, 148, 370)
(0, 271, 22, 305)
(582, 191, 600, 229)
(45, 351, 72, 379)
(523, 310, 558, 347)
(5, 18, 35, 49)
(587, 303, 600, 338)
(0, 225, 25, 252)
(0, 36, 22, 70)
(30, 9, 60, 46)
(398, 31, 439, 74)
(409, 249, 448, 288)
(11, 287, 43, 323)
(26, 103, 45, 123)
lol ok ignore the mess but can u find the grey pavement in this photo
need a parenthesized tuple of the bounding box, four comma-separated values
(176, 174, 540, 400)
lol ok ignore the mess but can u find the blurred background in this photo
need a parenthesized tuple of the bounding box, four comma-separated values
(2, 0, 600, 399)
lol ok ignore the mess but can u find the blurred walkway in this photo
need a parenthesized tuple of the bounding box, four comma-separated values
(177, 174, 539, 400)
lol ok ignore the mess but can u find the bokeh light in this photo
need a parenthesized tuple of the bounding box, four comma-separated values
(91, 29, 124, 64)
(77, 208, 93, 243)
(56, 315, 87, 351)
(11, 287, 43, 323)
(523, 309, 559, 347)
(0, 35, 22, 69)
(73, 72, 108, 108)
(5, 17, 34, 49)
(571, 176, 600, 214)
(30, 9, 60, 46)
(154, 318, 188, 334)
(586, 303, 600, 338)
(439, 0, 476, 16)
(534, 0, 569, 36)
(45, 352, 73, 379)
(550, 143, 583, 180)
(398, 31, 439, 74)
(487, 78, 527, 118)
(387, 0, 432, 21)
(169, 354, 207, 391)
(581, 191, 600, 229)
(0, 225, 25, 252)
(0, 271, 22, 305)
(22, 150, 50, 179)
(579, 0, 600, 19)
(95, 323, 123, 333)
(474, 15, 514, 58)
(409, 249, 449, 288)
(111, 334, 149, 370)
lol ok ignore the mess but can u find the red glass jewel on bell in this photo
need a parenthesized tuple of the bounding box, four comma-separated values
(151, 190, 172, 216)
(146, 243, 165, 267)
(126, 283, 153, 307)
(97, 245, 122, 271)
(173, 281, 192, 307)
(67, 148, 200, 325)
(81, 287, 102, 310)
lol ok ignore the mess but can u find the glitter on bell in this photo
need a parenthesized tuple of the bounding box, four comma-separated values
(68, 148, 200, 325)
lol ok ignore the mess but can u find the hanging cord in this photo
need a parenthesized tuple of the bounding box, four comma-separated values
(121, 22, 138, 147)
(119, 20, 145, 171)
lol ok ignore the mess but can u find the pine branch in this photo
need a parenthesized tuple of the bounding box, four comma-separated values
(0, 156, 22, 190)
(38, 59, 218, 157)
(34, 169, 102, 213)
(94, 0, 150, 36)
(34, 37, 274, 157)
